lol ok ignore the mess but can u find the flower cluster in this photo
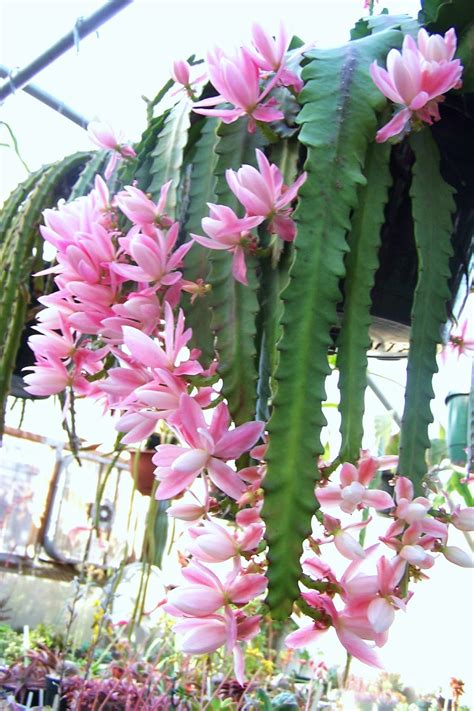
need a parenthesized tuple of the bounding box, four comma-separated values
(192, 23, 304, 132)
(370, 28, 463, 142)
(192, 149, 307, 284)
(23, 140, 280, 687)
(285, 464, 474, 667)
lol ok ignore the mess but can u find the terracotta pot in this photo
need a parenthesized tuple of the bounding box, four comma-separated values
(129, 449, 156, 496)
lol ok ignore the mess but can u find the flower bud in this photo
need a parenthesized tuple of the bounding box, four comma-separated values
(451, 508, 474, 532)
(172, 60, 190, 86)
(167, 502, 205, 521)
(442, 545, 474, 568)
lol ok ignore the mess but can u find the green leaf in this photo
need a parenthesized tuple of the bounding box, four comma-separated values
(420, 0, 474, 34)
(0, 169, 46, 247)
(427, 437, 448, 466)
(128, 111, 170, 190)
(68, 151, 105, 201)
(446, 470, 474, 506)
(337, 140, 392, 463)
(351, 18, 371, 41)
(256, 140, 299, 423)
(147, 98, 192, 218)
(262, 31, 402, 619)
(181, 117, 220, 366)
(457, 23, 474, 92)
(256, 689, 274, 711)
(207, 119, 265, 425)
(256, 243, 294, 423)
(419, 0, 445, 24)
(398, 129, 456, 494)
(351, 12, 419, 39)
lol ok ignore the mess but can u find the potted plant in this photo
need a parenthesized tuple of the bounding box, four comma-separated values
(129, 434, 161, 496)
(1, 0, 473, 690)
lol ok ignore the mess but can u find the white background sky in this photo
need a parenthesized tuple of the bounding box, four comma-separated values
(1, 0, 473, 704)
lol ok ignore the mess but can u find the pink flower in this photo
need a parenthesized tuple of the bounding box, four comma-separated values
(173, 615, 229, 654)
(191, 204, 263, 285)
(381, 520, 437, 569)
(393, 476, 432, 524)
(23, 358, 72, 396)
(171, 60, 191, 86)
(173, 611, 260, 685)
(285, 593, 383, 668)
(370, 29, 463, 142)
(87, 121, 136, 179)
(322, 514, 370, 561)
(451, 507, 474, 532)
(167, 561, 267, 617)
(442, 295, 474, 363)
(40, 176, 110, 254)
(167, 501, 206, 521)
(441, 545, 474, 568)
(192, 46, 284, 132)
(248, 23, 304, 92)
(249, 23, 288, 73)
(120, 303, 203, 377)
(171, 60, 206, 99)
(187, 518, 264, 563)
(115, 182, 173, 231)
(417, 27, 457, 63)
(316, 458, 394, 514)
(152, 394, 264, 500)
(225, 149, 307, 242)
(112, 223, 192, 287)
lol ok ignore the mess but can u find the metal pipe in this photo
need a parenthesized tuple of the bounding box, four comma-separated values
(0, 64, 90, 129)
(367, 374, 402, 427)
(0, 0, 134, 102)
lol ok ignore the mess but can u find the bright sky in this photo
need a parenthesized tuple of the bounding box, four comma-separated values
(1, 0, 473, 704)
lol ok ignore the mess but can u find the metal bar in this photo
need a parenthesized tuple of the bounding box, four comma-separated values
(0, 64, 90, 129)
(0, 0, 134, 102)
(366, 374, 402, 428)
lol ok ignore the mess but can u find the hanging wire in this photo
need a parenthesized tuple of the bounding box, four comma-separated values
(0, 0, 134, 103)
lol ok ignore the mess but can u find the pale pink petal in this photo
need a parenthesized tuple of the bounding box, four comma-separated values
(367, 597, 395, 634)
(229, 574, 267, 603)
(233, 646, 245, 687)
(167, 502, 205, 521)
(154, 468, 198, 500)
(285, 624, 325, 649)
(315, 486, 343, 507)
(171, 448, 209, 475)
(452, 508, 474, 532)
(123, 327, 167, 369)
(167, 586, 224, 616)
(182, 561, 222, 588)
(375, 108, 412, 143)
(334, 532, 366, 561)
(177, 394, 208, 448)
(214, 420, 265, 459)
(363, 489, 395, 510)
(208, 458, 246, 500)
(336, 628, 382, 668)
(340, 463, 359, 487)
(442, 546, 474, 568)
(231, 246, 248, 285)
(174, 617, 228, 653)
(395, 476, 414, 502)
